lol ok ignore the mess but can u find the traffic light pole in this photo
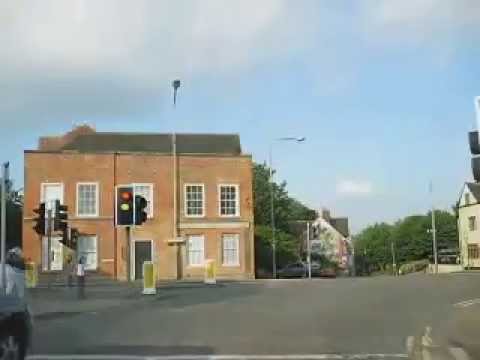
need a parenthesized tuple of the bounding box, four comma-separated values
(126, 226, 131, 282)
(307, 222, 311, 280)
(47, 208, 53, 270)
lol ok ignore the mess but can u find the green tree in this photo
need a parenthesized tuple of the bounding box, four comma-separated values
(354, 210, 458, 275)
(253, 163, 316, 274)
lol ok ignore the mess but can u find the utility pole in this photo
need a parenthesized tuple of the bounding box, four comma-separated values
(363, 248, 367, 275)
(391, 240, 397, 276)
(269, 145, 276, 279)
(430, 181, 438, 274)
(0, 162, 8, 294)
(171, 79, 182, 279)
(268, 137, 305, 279)
(431, 208, 438, 274)
(307, 222, 311, 279)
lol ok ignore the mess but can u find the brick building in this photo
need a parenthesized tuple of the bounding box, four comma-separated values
(23, 126, 255, 280)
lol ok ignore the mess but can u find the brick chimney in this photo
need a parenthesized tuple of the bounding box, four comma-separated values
(38, 124, 95, 151)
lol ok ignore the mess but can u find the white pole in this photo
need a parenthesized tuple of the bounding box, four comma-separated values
(307, 222, 311, 279)
(0, 164, 6, 294)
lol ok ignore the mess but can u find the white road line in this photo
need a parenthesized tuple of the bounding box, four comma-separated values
(449, 347, 471, 360)
(453, 298, 480, 308)
(27, 353, 409, 360)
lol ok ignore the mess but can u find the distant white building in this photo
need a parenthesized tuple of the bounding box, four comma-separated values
(458, 182, 480, 268)
(310, 209, 353, 275)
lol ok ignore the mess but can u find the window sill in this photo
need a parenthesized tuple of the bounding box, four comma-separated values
(186, 264, 205, 268)
(222, 264, 240, 268)
(76, 215, 100, 219)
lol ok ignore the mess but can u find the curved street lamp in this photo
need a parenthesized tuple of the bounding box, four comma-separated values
(269, 137, 305, 279)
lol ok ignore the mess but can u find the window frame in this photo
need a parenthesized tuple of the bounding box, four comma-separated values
(468, 216, 477, 232)
(222, 233, 240, 267)
(186, 234, 205, 267)
(77, 234, 98, 271)
(76, 182, 99, 218)
(133, 183, 154, 218)
(184, 183, 205, 218)
(40, 182, 64, 212)
(218, 184, 240, 217)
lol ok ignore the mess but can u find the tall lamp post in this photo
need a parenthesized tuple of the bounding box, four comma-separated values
(269, 137, 305, 279)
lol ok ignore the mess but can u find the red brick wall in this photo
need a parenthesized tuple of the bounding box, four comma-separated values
(23, 151, 254, 280)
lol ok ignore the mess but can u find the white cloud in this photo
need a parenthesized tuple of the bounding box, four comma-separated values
(361, 0, 480, 43)
(336, 180, 373, 196)
(0, 0, 325, 127)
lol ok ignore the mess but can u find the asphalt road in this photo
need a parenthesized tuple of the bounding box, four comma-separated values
(27, 274, 480, 359)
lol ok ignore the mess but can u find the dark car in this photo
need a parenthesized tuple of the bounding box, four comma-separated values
(318, 267, 337, 278)
(277, 262, 307, 278)
(0, 296, 32, 360)
(438, 248, 460, 264)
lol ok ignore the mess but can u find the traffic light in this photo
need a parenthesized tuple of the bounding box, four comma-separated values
(135, 195, 148, 225)
(61, 226, 79, 249)
(33, 202, 46, 235)
(116, 186, 134, 226)
(70, 228, 79, 249)
(54, 199, 68, 232)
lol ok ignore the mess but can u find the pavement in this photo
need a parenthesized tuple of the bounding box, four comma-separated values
(24, 274, 480, 360)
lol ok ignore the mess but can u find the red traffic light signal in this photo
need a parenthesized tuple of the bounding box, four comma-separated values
(116, 186, 134, 226)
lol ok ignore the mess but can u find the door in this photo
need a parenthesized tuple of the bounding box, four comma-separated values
(134, 241, 152, 280)
(42, 236, 63, 271)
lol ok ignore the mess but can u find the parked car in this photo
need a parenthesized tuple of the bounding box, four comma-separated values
(277, 262, 307, 278)
(318, 267, 337, 278)
(277, 262, 336, 278)
(0, 295, 32, 359)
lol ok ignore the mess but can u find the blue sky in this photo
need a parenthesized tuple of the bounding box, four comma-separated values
(1, 0, 479, 232)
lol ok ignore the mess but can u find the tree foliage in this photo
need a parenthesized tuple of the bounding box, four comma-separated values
(354, 210, 458, 275)
(253, 163, 316, 274)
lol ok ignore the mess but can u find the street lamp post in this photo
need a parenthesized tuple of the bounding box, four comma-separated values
(269, 137, 305, 279)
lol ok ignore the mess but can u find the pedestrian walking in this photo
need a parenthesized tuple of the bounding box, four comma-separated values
(5, 247, 26, 298)
(64, 254, 74, 287)
(76, 256, 86, 299)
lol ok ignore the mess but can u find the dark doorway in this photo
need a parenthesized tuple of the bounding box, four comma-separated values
(134, 241, 152, 280)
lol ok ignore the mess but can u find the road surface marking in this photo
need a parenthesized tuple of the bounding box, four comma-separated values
(453, 298, 480, 308)
(27, 353, 409, 360)
(449, 347, 471, 360)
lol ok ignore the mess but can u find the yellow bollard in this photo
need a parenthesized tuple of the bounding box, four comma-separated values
(142, 261, 156, 295)
(204, 259, 216, 284)
(25, 262, 38, 288)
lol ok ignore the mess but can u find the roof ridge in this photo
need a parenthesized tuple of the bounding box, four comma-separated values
(83, 132, 239, 136)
